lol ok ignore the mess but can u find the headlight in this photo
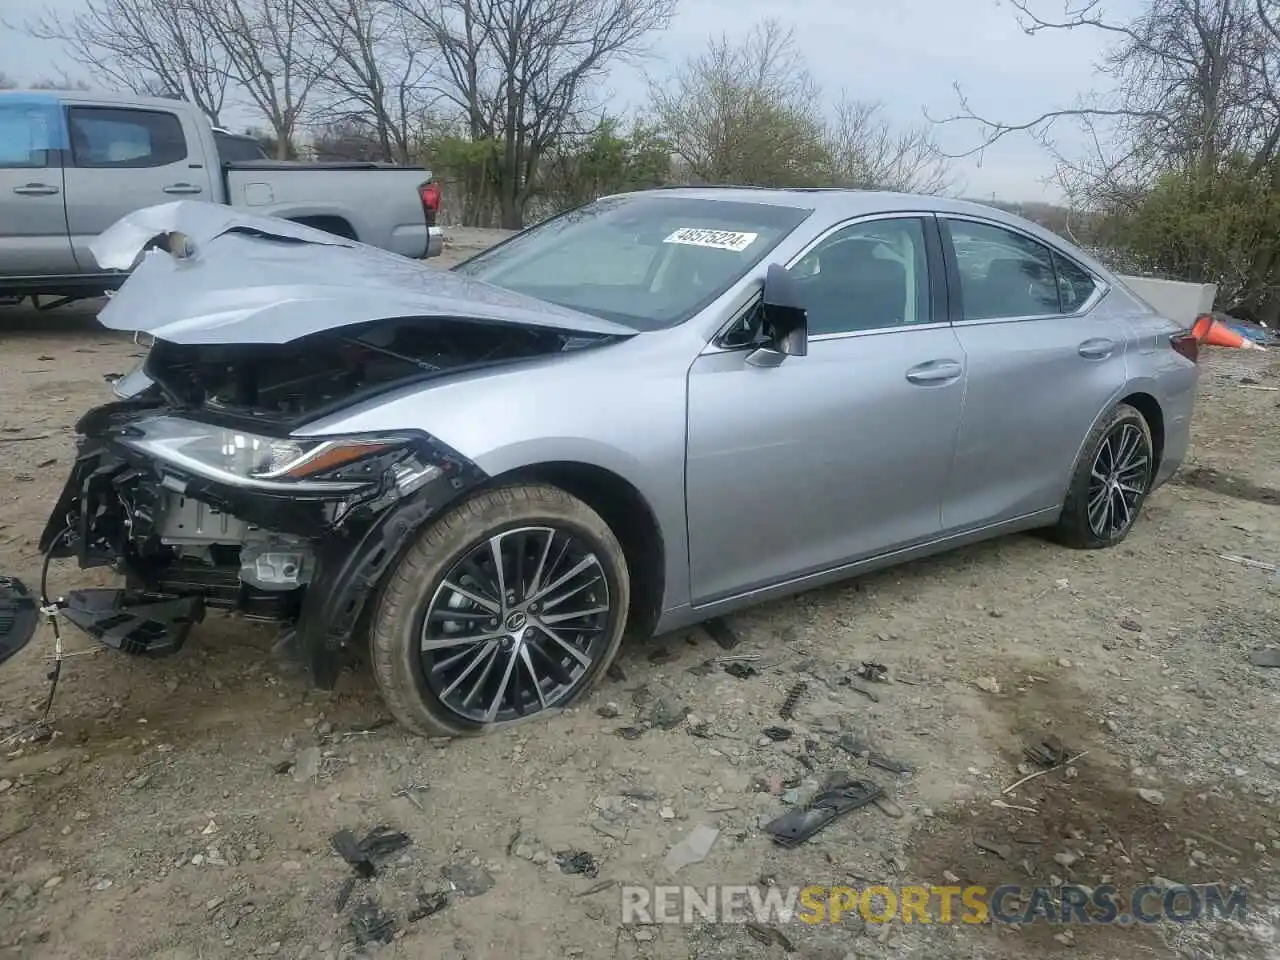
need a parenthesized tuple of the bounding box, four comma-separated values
(119, 416, 435, 493)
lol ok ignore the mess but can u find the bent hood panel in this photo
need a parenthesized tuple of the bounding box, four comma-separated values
(91, 201, 637, 344)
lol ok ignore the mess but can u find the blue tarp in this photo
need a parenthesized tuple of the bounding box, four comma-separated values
(0, 92, 70, 164)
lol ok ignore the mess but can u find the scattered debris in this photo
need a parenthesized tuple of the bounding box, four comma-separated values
(615, 726, 644, 740)
(867, 754, 915, 775)
(407, 890, 448, 922)
(335, 876, 357, 911)
(764, 778, 884, 847)
(1023, 735, 1071, 768)
(761, 726, 793, 742)
(702, 617, 740, 650)
(556, 851, 600, 877)
(34, 458, 56, 469)
(293, 747, 321, 782)
(1219, 554, 1278, 572)
(596, 702, 620, 718)
(330, 826, 412, 878)
(1001, 751, 1088, 795)
(745, 921, 795, 951)
(991, 799, 1038, 814)
(1250, 647, 1280, 668)
(778, 682, 808, 720)
(1137, 788, 1165, 806)
(974, 676, 1001, 694)
(845, 682, 880, 702)
(724, 662, 758, 680)
(349, 898, 397, 946)
(573, 879, 617, 898)
(857, 662, 888, 682)
(0, 434, 51, 444)
(664, 824, 720, 873)
(1119, 617, 1144, 633)
(647, 646, 673, 664)
(442, 862, 495, 896)
(271, 759, 294, 776)
(974, 836, 1012, 860)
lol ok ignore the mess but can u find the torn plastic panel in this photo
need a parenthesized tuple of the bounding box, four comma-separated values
(91, 201, 639, 345)
(35, 400, 488, 685)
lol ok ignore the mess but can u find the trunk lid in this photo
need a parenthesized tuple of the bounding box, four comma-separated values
(91, 201, 640, 345)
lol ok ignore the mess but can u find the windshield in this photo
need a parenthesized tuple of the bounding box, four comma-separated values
(452, 195, 812, 330)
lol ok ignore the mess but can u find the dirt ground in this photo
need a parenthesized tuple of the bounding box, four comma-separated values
(1, 234, 1277, 960)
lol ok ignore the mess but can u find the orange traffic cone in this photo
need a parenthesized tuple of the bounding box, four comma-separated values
(1190, 314, 1266, 350)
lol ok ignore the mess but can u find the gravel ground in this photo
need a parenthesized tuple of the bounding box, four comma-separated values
(0, 241, 1277, 960)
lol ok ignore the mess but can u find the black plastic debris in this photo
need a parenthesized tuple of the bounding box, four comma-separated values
(335, 875, 357, 911)
(703, 617, 740, 650)
(724, 662, 758, 680)
(0, 576, 38, 667)
(349, 898, 397, 946)
(764, 779, 884, 847)
(778, 681, 808, 720)
(331, 826, 412, 878)
(616, 726, 644, 740)
(762, 726, 793, 742)
(407, 890, 449, 922)
(556, 850, 600, 877)
(1024, 736, 1070, 768)
(857, 661, 888, 682)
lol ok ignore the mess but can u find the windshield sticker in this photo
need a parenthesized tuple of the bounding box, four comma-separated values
(663, 228, 759, 252)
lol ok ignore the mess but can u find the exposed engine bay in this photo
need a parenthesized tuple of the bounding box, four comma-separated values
(146, 317, 593, 424)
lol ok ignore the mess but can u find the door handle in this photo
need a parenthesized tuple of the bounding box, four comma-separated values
(162, 183, 203, 195)
(12, 183, 59, 196)
(905, 359, 963, 385)
(1078, 338, 1115, 360)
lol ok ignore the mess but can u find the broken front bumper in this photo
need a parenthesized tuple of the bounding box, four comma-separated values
(11, 402, 487, 687)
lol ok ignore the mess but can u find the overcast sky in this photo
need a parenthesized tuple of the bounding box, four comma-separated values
(0, 0, 1134, 202)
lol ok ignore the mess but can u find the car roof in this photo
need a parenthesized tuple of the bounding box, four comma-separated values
(1, 88, 198, 112)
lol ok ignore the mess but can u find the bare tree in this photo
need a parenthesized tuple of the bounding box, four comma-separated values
(300, 0, 431, 163)
(196, 0, 330, 158)
(928, 0, 1275, 197)
(19, 0, 231, 123)
(648, 19, 830, 187)
(825, 97, 954, 194)
(400, 0, 677, 228)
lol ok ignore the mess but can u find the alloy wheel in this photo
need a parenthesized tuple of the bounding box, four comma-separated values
(419, 525, 613, 724)
(1087, 422, 1151, 539)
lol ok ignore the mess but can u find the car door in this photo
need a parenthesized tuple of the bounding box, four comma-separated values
(61, 104, 210, 271)
(0, 97, 76, 277)
(684, 214, 967, 605)
(939, 216, 1127, 532)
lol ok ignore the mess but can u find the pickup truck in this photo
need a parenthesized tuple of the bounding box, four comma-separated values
(0, 89, 443, 304)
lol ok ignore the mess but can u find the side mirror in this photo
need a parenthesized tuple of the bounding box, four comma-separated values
(746, 262, 808, 367)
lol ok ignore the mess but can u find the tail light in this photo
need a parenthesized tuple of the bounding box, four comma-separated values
(1170, 330, 1200, 364)
(418, 181, 441, 226)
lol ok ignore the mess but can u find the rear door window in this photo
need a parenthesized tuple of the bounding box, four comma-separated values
(946, 220, 1059, 321)
(67, 107, 187, 168)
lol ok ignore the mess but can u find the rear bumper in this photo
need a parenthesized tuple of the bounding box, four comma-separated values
(425, 225, 444, 259)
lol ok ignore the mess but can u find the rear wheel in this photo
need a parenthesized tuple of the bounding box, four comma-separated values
(1051, 402, 1154, 549)
(370, 483, 629, 737)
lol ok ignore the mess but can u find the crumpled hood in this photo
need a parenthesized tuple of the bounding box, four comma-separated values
(91, 201, 638, 345)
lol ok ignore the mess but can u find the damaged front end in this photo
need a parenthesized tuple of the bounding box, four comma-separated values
(36, 397, 485, 686)
(5, 200, 632, 688)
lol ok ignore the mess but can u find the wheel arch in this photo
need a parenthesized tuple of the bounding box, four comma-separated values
(1065, 382, 1166, 499)
(285, 214, 358, 241)
(486, 460, 667, 641)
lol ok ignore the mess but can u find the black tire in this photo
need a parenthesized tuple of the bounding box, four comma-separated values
(1050, 402, 1154, 549)
(370, 483, 630, 737)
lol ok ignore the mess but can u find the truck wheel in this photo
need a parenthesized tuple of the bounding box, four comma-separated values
(370, 483, 630, 737)
(1050, 402, 1154, 549)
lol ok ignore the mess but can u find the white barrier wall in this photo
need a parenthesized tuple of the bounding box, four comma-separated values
(1117, 275, 1217, 327)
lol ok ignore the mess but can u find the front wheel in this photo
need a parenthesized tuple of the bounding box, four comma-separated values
(1050, 402, 1154, 549)
(370, 483, 630, 737)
